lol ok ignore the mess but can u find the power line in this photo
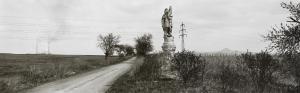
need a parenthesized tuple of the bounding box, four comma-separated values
(179, 22, 187, 51)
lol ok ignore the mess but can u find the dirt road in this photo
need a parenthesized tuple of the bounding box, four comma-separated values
(22, 57, 143, 93)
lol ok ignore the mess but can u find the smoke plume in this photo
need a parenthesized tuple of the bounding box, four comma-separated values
(38, 0, 76, 42)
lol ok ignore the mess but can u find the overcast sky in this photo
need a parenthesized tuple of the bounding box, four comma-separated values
(0, 0, 296, 55)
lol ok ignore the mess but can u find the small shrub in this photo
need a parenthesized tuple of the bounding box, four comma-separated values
(171, 51, 207, 84)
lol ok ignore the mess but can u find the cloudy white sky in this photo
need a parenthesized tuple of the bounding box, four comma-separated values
(0, 0, 297, 55)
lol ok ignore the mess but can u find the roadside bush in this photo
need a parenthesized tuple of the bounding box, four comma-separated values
(171, 51, 207, 85)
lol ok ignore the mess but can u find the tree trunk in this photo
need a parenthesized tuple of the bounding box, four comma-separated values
(105, 52, 108, 61)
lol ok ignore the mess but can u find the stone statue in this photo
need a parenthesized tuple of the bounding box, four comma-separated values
(161, 6, 173, 37)
(161, 6, 176, 79)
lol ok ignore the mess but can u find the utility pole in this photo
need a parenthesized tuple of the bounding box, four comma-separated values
(179, 22, 187, 51)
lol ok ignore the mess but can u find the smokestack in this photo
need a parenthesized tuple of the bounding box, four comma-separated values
(48, 38, 50, 54)
(36, 38, 38, 54)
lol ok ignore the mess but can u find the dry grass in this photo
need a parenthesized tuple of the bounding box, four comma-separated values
(107, 53, 296, 93)
(0, 53, 131, 93)
(107, 53, 182, 93)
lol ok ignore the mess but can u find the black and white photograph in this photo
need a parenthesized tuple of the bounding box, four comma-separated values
(0, 0, 300, 93)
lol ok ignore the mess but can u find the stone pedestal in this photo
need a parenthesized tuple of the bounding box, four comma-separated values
(162, 36, 176, 54)
(161, 36, 176, 79)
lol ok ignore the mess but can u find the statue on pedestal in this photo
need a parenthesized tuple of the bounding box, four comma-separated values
(161, 6, 175, 52)
(161, 6, 173, 37)
(161, 6, 176, 79)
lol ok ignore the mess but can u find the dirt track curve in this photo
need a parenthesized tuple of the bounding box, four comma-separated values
(22, 57, 143, 93)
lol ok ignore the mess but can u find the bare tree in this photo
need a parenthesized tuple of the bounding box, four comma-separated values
(265, 2, 300, 57)
(264, 2, 300, 92)
(97, 33, 120, 59)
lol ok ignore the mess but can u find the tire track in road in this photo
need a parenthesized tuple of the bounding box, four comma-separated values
(22, 57, 143, 93)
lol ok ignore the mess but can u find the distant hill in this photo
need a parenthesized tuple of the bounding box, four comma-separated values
(200, 48, 243, 56)
(216, 48, 242, 55)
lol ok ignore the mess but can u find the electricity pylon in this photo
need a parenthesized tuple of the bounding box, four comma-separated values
(179, 22, 187, 51)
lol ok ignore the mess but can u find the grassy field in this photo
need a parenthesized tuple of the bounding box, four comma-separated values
(0, 53, 131, 93)
(107, 53, 296, 93)
(107, 53, 181, 93)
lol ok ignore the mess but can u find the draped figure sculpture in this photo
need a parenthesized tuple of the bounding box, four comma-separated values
(161, 6, 173, 37)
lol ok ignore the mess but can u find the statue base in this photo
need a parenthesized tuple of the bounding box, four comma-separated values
(161, 36, 177, 79)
